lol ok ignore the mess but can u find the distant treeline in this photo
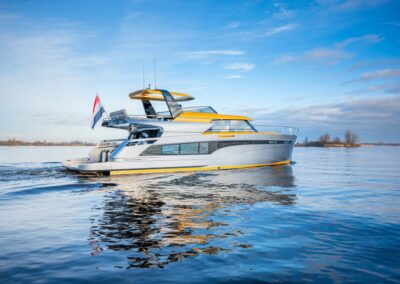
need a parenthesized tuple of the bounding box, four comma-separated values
(296, 130, 360, 147)
(0, 138, 95, 146)
(361, 142, 400, 146)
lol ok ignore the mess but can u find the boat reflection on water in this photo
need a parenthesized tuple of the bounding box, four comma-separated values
(88, 166, 296, 268)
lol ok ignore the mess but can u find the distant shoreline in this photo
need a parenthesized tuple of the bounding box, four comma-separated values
(295, 143, 400, 147)
(297, 130, 398, 148)
(0, 145, 95, 147)
(0, 139, 95, 147)
(296, 144, 360, 147)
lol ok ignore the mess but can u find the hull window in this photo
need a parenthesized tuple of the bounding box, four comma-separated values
(199, 142, 209, 154)
(160, 142, 209, 155)
(180, 143, 200, 155)
(161, 144, 180, 155)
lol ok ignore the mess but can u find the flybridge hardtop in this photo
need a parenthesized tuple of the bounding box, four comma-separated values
(102, 89, 252, 130)
(129, 89, 195, 101)
(129, 88, 252, 121)
(63, 88, 298, 175)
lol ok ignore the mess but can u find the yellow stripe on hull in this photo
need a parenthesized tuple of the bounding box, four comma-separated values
(110, 160, 291, 176)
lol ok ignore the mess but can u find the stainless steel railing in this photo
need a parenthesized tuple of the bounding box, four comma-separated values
(253, 125, 299, 135)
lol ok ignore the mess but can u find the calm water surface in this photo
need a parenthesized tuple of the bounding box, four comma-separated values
(0, 146, 399, 283)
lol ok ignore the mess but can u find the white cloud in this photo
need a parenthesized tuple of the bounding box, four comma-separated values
(224, 62, 255, 72)
(223, 74, 245, 79)
(271, 96, 400, 127)
(274, 54, 297, 64)
(262, 24, 297, 37)
(224, 21, 241, 29)
(335, 34, 382, 48)
(347, 59, 400, 71)
(334, 0, 389, 11)
(304, 48, 353, 62)
(238, 95, 400, 141)
(221, 21, 298, 40)
(274, 34, 381, 65)
(359, 68, 400, 80)
(347, 82, 400, 95)
(317, 0, 389, 11)
(347, 68, 400, 83)
(181, 50, 246, 59)
(271, 5, 295, 19)
(383, 21, 400, 27)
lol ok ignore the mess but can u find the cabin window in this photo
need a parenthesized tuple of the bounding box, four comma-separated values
(162, 144, 180, 155)
(182, 106, 217, 113)
(230, 120, 255, 131)
(210, 120, 230, 131)
(199, 142, 209, 154)
(180, 143, 199, 155)
(208, 120, 256, 132)
(197, 107, 217, 113)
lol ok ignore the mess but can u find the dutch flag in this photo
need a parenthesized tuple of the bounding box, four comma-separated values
(91, 94, 106, 129)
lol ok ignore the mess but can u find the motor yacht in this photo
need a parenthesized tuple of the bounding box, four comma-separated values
(62, 89, 298, 175)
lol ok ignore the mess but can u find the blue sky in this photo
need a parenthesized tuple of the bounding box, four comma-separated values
(0, 0, 399, 142)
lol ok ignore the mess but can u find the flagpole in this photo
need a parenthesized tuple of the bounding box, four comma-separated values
(104, 107, 110, 119)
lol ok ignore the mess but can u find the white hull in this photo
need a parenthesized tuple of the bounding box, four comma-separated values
(63, 133, 296, 175)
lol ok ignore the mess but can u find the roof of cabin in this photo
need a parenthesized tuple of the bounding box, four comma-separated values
(174, 111, 252, 122)
(129, 89, 194, 101)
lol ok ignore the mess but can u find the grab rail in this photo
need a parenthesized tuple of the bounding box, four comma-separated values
(253, 125, 299, 135)
(206, 126, 298, 135)
(100, 137, 158, 145)
(103, 114, 172, 122)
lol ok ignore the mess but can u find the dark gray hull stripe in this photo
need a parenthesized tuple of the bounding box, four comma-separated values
(140, 140, 294, 156)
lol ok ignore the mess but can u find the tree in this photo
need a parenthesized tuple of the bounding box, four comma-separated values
(344, 129, 359, 145)
(319, 133, 330, 144)
(333, 137, 341, 144)
(345, 129, 351, 145)
(350, 132, 358, 145)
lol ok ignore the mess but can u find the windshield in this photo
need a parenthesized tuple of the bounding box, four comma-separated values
(208, 120, 257, 132)
(158, 106, 217, 115)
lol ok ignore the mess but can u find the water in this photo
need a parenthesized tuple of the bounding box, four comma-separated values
(0, 146, 399, 283)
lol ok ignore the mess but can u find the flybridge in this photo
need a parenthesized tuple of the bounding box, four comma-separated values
(102, 89, 188, 130)
(102, 88, 253, 129)
(129, 89, 194, 119)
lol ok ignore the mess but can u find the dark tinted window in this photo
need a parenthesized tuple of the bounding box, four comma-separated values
(162, 144, 180, 154)
(160, 143, 210, 155)
(180, 143, 199, 154)
(199, 142, 209, 154)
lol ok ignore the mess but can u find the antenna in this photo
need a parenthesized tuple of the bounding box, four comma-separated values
(153, 59, 157, 89)
(142, 66, 145, 89)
